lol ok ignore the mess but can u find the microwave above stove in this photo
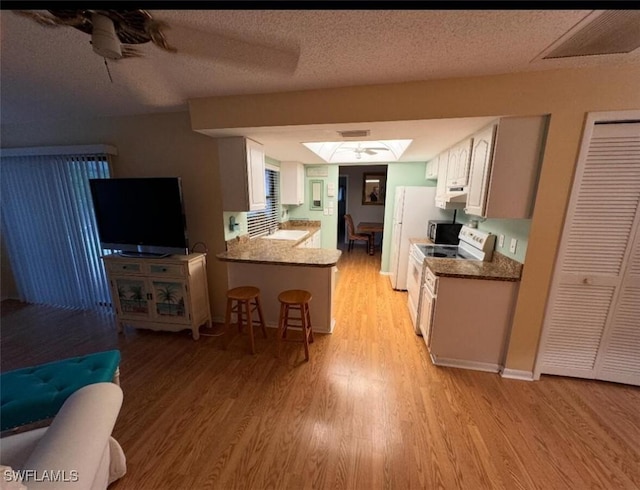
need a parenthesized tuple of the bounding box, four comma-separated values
(427, 221, 463, 245)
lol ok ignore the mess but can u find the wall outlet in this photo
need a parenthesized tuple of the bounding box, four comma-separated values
(498, 234, 505, 248)
(509, 238, 518, 254)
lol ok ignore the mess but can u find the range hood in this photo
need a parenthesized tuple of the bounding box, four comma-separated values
(435, 189, 467, 209)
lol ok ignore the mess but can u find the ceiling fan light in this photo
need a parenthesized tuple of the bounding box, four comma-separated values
(91, 13, 122, 60)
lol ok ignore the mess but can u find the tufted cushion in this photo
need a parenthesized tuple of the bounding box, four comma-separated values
(0, 350, 120, 432)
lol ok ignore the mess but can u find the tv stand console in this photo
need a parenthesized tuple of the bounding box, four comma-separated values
(103, 253, 211, 340)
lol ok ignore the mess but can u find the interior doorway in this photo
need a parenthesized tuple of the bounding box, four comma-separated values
(337, 175, 347, 244)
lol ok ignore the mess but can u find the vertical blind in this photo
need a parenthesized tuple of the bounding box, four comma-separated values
(1, 152, 112, 310)
(247, 167, 280, 237)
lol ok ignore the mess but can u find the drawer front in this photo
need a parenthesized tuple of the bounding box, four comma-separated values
(149, 264, 185, 277)
(424, 268, 438, 294)
(107, 262, 142, 274)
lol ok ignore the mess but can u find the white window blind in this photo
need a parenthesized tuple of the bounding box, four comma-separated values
(247, 167, 280, 237)
(1, 151, 113, 310)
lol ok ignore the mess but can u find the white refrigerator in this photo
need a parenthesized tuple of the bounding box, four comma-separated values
(389, 186, 448, 290)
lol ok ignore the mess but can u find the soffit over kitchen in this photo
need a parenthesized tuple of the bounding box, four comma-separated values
(196, 117, 497, 164)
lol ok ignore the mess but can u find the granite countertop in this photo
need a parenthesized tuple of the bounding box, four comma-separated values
(216, 224, 341, 268)
(408, 237, 523, 282)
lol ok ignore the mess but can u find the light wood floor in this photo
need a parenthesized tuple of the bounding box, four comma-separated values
(2, 247, 639, 489)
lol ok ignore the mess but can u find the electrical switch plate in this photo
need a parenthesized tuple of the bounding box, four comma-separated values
(329, 208, 334, 215)
(327, 183, 336, 197)
(498, 234, 505, 248)
(323, 208, 329, 216)
(509, 238, 518, 254)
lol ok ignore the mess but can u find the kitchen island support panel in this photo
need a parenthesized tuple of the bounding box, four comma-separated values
(226, 262, 337, 333)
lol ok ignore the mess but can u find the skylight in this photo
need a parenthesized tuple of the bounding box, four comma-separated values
(302, 139, 412, 163)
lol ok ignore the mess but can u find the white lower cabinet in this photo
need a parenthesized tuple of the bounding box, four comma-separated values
(103, 253, 211, 340)
(296, 230, 322, 249)
(427, 273, 519, 372)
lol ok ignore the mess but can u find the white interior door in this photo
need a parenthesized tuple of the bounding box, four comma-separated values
(536, 118, 640, 385)
(595, 225, 640, 385)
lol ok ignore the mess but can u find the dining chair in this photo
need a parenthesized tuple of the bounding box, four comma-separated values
(344, 214, 371, 252)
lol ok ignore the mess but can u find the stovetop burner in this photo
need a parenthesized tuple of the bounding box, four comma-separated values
(415, 244, 474, 260)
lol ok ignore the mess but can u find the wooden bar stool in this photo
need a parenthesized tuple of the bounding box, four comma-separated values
(277, 289, 314, 362)
(224, 286, 267, 354)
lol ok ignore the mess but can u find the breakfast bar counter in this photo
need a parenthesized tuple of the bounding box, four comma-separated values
(217, 223, 340, 334)
(216, 227, 340, 267)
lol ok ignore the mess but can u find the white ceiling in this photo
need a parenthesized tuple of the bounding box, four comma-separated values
(2, 9, 639, 163)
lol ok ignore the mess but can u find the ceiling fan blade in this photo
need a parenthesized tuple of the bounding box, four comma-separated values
(12, 10, 86, 28)
(161, 21, 299, 74)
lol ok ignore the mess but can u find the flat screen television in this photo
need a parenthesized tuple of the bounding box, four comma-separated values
(89, 177, 189, 257)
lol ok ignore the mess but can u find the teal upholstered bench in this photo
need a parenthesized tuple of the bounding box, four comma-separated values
(0, 350, 121, 432)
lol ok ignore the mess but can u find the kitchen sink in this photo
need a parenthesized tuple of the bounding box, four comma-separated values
(262, 229, 309, 240)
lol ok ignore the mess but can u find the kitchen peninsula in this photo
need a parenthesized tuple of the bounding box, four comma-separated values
(216, 222, 341, 333)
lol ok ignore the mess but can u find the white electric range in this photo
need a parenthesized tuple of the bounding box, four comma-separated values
(406, 226, 496, 334)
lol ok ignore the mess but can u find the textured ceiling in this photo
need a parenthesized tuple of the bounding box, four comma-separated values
(1, 9, 639, 161)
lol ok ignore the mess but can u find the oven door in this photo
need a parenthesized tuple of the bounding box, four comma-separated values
(419, 276, 436, 349)
(406, 246, 424, 334)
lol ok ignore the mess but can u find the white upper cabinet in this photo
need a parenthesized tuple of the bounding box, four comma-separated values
(465, 124, 497, 216)
(280, 161, 304, 205)
(446, 138, 473, 188)
(425, 158, 439, 180)
(217, 137, 266, 211)
(465, 116, 548, 219)
(434, 150, 450, 208)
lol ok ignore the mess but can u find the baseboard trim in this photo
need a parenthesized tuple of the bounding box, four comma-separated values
(501, 368, 535, 381)
(430, 355, 500, 373)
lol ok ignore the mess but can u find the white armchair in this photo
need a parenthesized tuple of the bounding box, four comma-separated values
(1, 383, 126, 489)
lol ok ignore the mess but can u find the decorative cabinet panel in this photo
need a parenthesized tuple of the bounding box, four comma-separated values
(465, 116, 548, 218)
(104, 253, 211, 340)
(281, 161, 305, 205)
(217, 136, 266, 211)
(465, 124, 497, 217)
(445, 138, 473, 188)
(434, 150, 450, 208)
(425, 158, 439, 179)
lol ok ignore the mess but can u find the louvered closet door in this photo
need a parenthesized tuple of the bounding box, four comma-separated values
(596, 225, 640, 385)
(537, 122, 640, 384)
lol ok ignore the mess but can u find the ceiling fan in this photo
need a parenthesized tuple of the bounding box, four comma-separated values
(11, 9, 300, 72)
(13, 10, 175, 60)
(336, 143, 390, 159)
